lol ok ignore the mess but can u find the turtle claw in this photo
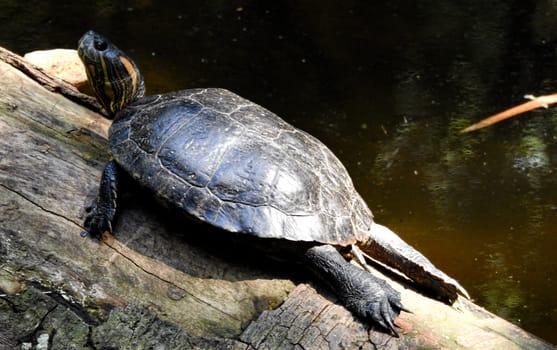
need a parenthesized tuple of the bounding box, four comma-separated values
(356, 296, 401, 337)
(375, 300, 400, 337)
(383, 316, 399, 338)
(83, 200, 113, 239)
(348, 276, 405, 337)
(392, 299, 412, 314)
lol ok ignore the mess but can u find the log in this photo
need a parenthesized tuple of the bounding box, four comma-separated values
(0, 47, 554, 349)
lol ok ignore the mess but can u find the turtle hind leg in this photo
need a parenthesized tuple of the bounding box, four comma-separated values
(305, 245, 405, 337)
(84, 160, 120, 239)
(359, 222, 469, 303)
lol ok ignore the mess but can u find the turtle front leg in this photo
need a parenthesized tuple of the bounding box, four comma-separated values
(84, 160, 120, 239)
(305, 245, 405, 336)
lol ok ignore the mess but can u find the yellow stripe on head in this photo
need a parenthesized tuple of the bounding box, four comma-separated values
(115, 56, 139, 111)
(98, 54, 117, 114)
(120, 56, 138, 97)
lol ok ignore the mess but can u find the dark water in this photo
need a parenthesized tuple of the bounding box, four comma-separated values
(2, 0, 557, 344)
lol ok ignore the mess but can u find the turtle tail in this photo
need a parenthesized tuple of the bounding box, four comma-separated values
(357, 222, 469, 304)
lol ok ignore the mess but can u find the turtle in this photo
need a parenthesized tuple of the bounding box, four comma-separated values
(80, 30, 468, 336)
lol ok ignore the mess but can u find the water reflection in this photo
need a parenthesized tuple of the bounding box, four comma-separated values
(1, 0, 556, 344)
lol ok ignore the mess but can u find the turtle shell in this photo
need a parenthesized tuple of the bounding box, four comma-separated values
(109, 88, 372, 245)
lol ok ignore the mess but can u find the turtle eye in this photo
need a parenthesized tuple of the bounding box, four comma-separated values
(94, 38, 108, 51)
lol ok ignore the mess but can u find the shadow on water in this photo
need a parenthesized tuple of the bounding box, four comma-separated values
(2, 0, 557, 344)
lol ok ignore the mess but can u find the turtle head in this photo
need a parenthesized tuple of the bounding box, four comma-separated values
(78, 30, 145, 116)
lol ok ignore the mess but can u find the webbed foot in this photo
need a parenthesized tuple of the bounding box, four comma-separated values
(305, 245, 407, 337)
(344, 270, 405, 336)
(84, 200, 114, 239)
(83, 160, 119, 239)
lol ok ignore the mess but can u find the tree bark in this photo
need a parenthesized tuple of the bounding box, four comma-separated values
(0, 48, 554, 349)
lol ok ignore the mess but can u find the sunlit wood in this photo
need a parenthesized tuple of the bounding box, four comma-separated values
(461, 93, 557, 133)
